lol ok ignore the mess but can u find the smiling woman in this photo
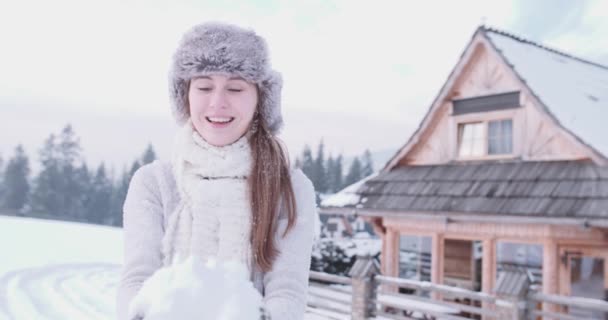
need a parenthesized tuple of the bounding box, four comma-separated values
(116, 22, 317, 320)
(188, 75, 259, 147)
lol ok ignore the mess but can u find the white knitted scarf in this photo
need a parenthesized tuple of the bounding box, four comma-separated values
(161, 120, 253, 275)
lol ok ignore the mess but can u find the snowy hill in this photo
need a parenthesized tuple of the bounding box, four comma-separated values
(0, 215, 122, 319)
(0, 215, 338, 320)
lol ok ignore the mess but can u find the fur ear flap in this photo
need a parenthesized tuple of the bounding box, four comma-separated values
(258, 70, 283, 135)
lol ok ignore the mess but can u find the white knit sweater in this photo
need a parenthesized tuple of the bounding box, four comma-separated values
(116, 135, 317, 320)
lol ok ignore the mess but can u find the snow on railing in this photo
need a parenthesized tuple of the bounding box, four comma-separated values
(307, 271, 352, 318)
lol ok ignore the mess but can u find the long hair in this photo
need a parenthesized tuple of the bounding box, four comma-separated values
(185, 81, 297, 273)
(248, 111, 297, 273)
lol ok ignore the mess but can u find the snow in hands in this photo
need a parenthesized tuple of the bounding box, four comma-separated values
(129, 256, 263, 320)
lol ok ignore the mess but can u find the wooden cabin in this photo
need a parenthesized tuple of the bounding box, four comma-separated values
(321, 26, 608, 312)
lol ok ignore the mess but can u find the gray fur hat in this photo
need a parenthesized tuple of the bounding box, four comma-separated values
(169, 22, 283, 134)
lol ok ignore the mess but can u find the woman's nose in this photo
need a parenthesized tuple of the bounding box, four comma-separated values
(209, 89, 228, 109)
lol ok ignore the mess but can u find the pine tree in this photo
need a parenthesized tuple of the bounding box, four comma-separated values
(361, 149, 374, 178)
(2, 145, 30, 212)
(58, 124, 81, 166)
(88, 163, 112, 224)
(333, 154, 344, 191)
(344, 156, 363, 187)
(30, 134, 62, 215)
(294, 157, 302, 169)
(30, 125, 85, 219)
(129, 159, 141, 177)
(326, 153, 345, 193)
(57, 124, 84, 219)
(74, 163, 92, 222)
(313, 140, 327, 193)
(300, 145, 315, 182)
(110, 166, 131, 227)
(141, 143, 157, 165)
(326, 155, 335, 193)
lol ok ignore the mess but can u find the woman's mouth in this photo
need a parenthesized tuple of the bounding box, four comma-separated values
(205, 116, 234, 128)
(206, 117, 234, 124)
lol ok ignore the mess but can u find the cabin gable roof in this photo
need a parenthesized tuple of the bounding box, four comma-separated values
(384, 27, 608, 171)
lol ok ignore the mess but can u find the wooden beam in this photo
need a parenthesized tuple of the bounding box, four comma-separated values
(383, 215, 608, 242)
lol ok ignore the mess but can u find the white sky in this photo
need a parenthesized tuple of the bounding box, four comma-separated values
(1, 0, 607, 173)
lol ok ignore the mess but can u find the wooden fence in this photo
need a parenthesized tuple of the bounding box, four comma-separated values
(306, 256, 608, 320)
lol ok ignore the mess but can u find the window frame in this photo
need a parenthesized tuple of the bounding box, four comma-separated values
(451, 108, 519, 161)
(457, 118, 514, 160)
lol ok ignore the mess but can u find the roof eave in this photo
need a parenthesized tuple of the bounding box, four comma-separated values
(354, 208, 608, 228)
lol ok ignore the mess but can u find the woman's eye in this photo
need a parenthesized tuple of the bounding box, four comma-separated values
(197, 87, 212, 92)
(228, 88, 243, 92)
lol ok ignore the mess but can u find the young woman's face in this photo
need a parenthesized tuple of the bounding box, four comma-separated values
(188, 74, 258, 146)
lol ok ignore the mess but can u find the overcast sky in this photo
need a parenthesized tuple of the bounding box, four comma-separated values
(1, 0, 607, 173)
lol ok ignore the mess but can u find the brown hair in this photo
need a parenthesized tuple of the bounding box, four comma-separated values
(248, 111, 297, 273)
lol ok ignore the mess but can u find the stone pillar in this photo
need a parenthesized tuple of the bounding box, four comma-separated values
(350, 255, 380, 320)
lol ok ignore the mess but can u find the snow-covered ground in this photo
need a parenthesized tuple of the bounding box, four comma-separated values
(0, 215, 340, 320)
(0, 215, 122, 320)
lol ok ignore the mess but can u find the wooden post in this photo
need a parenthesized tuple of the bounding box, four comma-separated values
(431, 233, 445, 300)
(383, 229, 399, 294)
(482, 238, 496, 320)
(542, 239, 559, 314)
(350, 255, 380, 320)
(384, 229, 397, 276)
(482, 238, 496, 294)
(381, 232, 388, 276)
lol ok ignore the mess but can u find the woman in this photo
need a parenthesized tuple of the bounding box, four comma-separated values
(116, 22, 317, 320)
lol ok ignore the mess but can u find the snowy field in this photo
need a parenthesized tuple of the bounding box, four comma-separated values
(0, 215, 338, 320)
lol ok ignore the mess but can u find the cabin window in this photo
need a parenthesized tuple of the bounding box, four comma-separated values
(399, 235, 432, 283)
(458, 122, 484, 157)
(457, 119, 513, 158)
(497, 242, 542, 285)
(488, 119, 513, 154)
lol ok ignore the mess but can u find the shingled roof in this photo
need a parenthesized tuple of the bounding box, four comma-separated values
(324, 160, 608, 219)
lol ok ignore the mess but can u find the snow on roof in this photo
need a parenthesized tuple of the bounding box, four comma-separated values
(321, 173, 378, 208)
(484, 28, 608, 158)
